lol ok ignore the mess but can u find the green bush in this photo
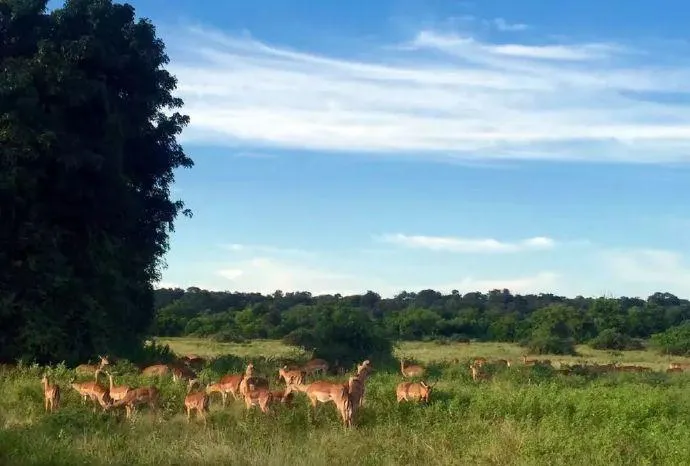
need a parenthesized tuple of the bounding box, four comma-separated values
(590, 329, 645, 351)
(650, 322, 690, 355)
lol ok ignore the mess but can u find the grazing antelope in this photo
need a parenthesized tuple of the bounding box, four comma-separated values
(396, 381, 432, 403)
(295, 381, 354, 427)
(105, 372, 130, 403)
(171, 364, 197, 383)
(71, 378, 112, 411)
(41, 375, 60, 413)
(244, 386, 273, 413)
(278, 366, 305, 387)
(400, 359, 425, 378)
(75, 355, 110, 380)
(141, 364, 171, 378)
(302, 358, 329, 378)
(270, 389, 295, 406)
(110, 386, 160, 419)
(184, 384, 210, 424)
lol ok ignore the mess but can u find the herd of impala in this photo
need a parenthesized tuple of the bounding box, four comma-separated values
(35, 352, 688, 427)
(36, 354, 436, 428)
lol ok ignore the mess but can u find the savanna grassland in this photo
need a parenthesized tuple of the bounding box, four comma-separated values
(2, 339, 690, 466)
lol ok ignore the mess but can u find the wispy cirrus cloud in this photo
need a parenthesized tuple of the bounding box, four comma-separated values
(378, 233, 556, 253)
(490, 18, 529, 32)
(166, 24, 690, 163)
(220, 243, 314, 257)
(603, 248, 690, 296)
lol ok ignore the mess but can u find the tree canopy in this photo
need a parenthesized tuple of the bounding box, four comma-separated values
(153, 288, 690, 354)
(1, 0, 192, 363)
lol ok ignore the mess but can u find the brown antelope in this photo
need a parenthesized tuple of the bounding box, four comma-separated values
(495, 359, 511, 368)
(400, 359, 425, 378)
(171, 364, 197, 383)
(240, 375, 270, 399)
(184, 384, 210, 424)
(105, 372, 130, 403)
(669, 362, 690, 370)
(244, 386, 273, 413)
(356, 360, 372, 379)
(302, 358, 329, 378)
(469, 363, 490, 382)
(41, 375, 60, 413)
(522, 355, 551, 367)
(181, 354, 205, 370)
(110, 386, 160, 419)
(141, 364, 171, 378)
(270, 389, 295, 406)
(347, 373, 366, 409)
(472, 357, 487, 367)
(278, 366, 305, 387)
(667, 367, 684, 374)
(213, 373, 244, 405)
(295, 381, 354, 427)
(396, 381, 432, 403)
(615, 365, 652, 373)
(75, 355, 110, 380)
(71, 378, 112, 411)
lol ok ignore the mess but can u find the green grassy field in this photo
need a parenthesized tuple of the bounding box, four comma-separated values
(2, 338, 690, 465)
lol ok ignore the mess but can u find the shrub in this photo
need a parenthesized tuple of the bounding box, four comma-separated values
(282, 303, 394, 368)
(590, 329, 645, 351)
(650, 322, 690, 355)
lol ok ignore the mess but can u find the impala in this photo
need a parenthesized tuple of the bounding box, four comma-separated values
(239, 375, 270, 399)
(400, 359, 425, 378)
(75, 355, 110, 380)
(278, 366, 305, 387)
(184, 385, 210, 424)
(244, 386, 273, 413)
(295, 381, 354, 427)
(105, 372, 130, 403)
(213, 373, 244, 406)
(110, 386, 160, 419)
(171, 364, 197, 383)
(356, 360, 372, 379)
(396, 381, 432, 403)
(41, 375, 60, 413)
(469, 363, 490, 382)
(302, 358, 329, 378)
(141, 364, 171, 378)
(71, 378, 112, 411)
(347, 373, 366, 409)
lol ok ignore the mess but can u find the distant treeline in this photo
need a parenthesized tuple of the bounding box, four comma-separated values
(153, 288, 690, 354)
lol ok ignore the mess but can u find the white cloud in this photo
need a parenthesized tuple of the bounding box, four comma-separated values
(379, 233, 556, 253)
(220, 243, 314, 257)
(603, 249, 690, 295)
(491, 18, 529, 32)
(165, 25, 690, 163)
(398, 271, 561, 295)
(215, 257, 372, 295)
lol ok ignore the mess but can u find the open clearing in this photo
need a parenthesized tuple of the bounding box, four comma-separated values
(2, 339, 690, 465)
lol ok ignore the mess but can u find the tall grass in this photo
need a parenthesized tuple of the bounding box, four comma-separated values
(2, 341, 690, 465)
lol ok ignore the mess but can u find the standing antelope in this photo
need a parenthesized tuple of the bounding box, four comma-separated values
(75, 355, 110, 380)
(184, 382, 210, 424)
(211, 373, 244, 406)
(244, 386, 273, 413)
(347, 373, 366, 409)
(278, 366, 305, 387)
(41, 375, 60, 413)
(400, 359, 425, 378)
(71, 378, 112, 411)
(105, 372, 130, 403)
(295, 381, 354, 427)
(141, 364, 171, 378)
(469, 363, 490, 382)
(396, 381, 432, 403)
(302, 358, 329, 378)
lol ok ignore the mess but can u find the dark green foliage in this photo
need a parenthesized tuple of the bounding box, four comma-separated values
(650, 322, 690, 355)
(281, 303, 394, 368)
(590, 329, 645, 351)
(153, 288, 690, 350)
(0, 0, 192, 364)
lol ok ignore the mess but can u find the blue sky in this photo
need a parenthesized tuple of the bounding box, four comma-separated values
(52, 1, 690, 298)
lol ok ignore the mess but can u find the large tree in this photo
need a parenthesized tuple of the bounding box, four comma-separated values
(0, 0, 193, 363)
